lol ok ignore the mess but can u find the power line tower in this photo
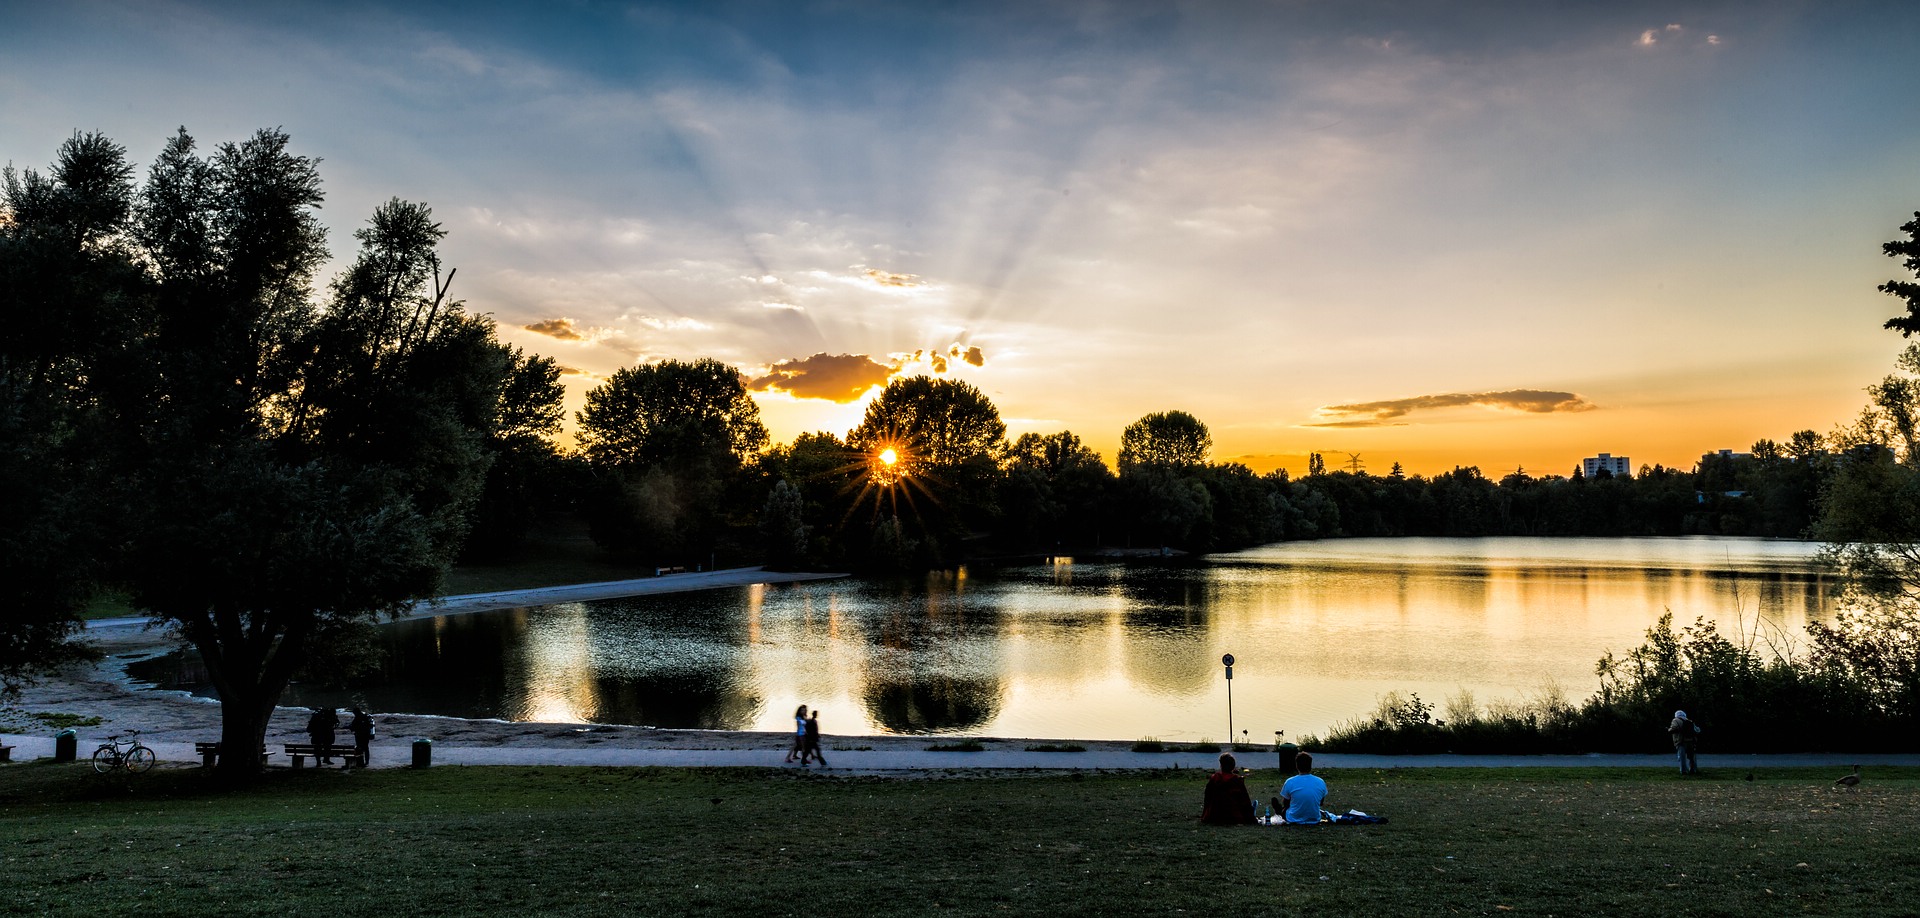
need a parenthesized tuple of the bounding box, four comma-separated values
(1344, 452, 1365, 474)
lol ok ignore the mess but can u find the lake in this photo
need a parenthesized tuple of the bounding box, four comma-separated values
(131, 536, 1835, 742)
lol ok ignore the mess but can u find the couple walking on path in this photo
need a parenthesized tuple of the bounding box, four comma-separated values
(784, 705, 827, 767)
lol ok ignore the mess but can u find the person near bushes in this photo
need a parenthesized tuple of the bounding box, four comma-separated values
(348, 707, 376, 767)
(1279, 751, 1329, 824)
(1669, 710, 1701, 774)
(1200, 752, 1256, 824)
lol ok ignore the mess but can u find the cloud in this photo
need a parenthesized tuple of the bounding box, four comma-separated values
(524, 317, 587, 340)
(557, 365, 591, 376)
(957, 345, 985, 367)
(749, 353, 896, 402)
(864, 268, 920, 288)
(1309, 389, 1596, 427)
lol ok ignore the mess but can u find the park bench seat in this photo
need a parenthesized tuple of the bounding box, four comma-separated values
(283, 742, 363, 768)
(0, 744, 13, 763)
(194, 741, 269, 768)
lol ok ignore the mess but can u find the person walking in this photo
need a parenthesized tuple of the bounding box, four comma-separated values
(785, 705, 808, 763)
(802, 709, 827, 768)
(307, 707, 340, 765)
(1669, 710, 1701, 775)
(348, 707, 376, 768)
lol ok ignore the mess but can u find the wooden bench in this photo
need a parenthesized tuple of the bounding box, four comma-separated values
(194, 742, 269, 768)
(283, 743, 363, 769)
(0, 744, 13, 763)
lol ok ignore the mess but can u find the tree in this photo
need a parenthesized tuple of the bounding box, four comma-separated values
(576, 358, 767, 561)
(576, 358, 767, 469)
(1116, 410, 1210, 474)
(1001, 431, 1115, 548)
(845, 376, 1005, 562)
(1882, 212, 1920, 337)
(1805, 213, 1920, 725)
(81, 130, 514, 779)
(847, 375, 1004, 469)
(0, 132, 141, 690)
(759, 479, 808, 569)
(465, 347, 570, 559)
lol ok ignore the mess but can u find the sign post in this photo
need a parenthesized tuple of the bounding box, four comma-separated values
(1221, 653, 1235, 746)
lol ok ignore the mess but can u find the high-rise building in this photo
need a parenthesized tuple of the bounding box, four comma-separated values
(1582, 453, 1632, 479)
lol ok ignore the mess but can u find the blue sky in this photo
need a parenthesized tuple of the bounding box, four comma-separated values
(6, 0, 1918, 474)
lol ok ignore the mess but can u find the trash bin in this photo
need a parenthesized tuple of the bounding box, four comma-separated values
(411, 738, 431, 769)
(1276, 742, 1298, 775)
(54, 729, 77, 763)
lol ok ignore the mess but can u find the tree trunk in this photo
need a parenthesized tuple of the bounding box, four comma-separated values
(193, 613, 309, 782)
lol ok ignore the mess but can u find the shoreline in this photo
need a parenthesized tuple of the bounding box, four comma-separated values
(14, 565, 1917, 773)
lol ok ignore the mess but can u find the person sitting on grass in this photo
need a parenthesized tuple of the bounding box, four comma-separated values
(1279, 751, 1328, 824)
(1200, 752, 1256, 825)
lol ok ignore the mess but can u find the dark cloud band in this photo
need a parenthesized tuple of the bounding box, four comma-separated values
(1311, 389, 1595, 427)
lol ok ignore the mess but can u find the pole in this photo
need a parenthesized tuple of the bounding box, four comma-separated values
(1221, 653, 1235, 746)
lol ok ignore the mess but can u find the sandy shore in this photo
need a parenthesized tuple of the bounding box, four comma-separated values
(2, 568, 1148, 769)
(7, 568, 1916, 773)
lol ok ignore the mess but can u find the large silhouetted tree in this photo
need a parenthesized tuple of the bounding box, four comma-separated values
(846, 376, 1005, 563)
(1117, 410, 1211, 474)
(0, 132, 141, 690)
(575, 358, 767, 561)
(118, 141, 512, 778)
(847, 375, 1005, 469)
(1, 127, 519, 775)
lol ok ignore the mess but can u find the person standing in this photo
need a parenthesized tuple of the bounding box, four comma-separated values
(1279, 751, 1329, 824)
(348, 707, 376, 768)
(785, 705, 808, 763)
(1200, 752, 1255, 825)
(803, 709, 827, 768)
(1669, 710, 1701, 775)
(307, 707, 340, 765)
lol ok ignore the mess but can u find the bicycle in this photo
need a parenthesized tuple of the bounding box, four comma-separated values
(91, 731, 157, 774)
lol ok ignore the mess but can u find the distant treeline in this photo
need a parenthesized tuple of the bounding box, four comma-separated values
(465, 362, 1842, 574)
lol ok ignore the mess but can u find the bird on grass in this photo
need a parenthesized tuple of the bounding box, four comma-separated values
(1835, 765, 1861, 789)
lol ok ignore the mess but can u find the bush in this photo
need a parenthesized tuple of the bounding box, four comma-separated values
(1320, 613, 1920, 754)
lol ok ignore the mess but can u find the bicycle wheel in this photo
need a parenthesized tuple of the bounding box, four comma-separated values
(125, 745, 156, 773)
(91, 747, 116, 774)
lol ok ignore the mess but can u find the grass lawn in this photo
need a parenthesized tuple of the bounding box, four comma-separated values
(2, 764, 1915, 917)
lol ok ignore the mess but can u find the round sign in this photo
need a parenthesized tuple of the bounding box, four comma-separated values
(1221, 653, 1235, 667)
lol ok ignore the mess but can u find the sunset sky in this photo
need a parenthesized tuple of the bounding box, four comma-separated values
(6, 1, 1917, 476)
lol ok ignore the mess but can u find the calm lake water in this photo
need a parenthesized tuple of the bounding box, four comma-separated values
(132, 536, 1835, 742)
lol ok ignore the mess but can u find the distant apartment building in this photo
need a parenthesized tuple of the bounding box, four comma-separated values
(1582, 453, 1632, 479)
(1702, 448, 1754, 463)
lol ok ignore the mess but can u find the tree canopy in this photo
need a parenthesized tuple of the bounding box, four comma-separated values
(1, 128, 521, 776)
(847, 375, 1005, 469)
(1117, 410, 1212, 473)
(576, 358, 767, 469)
(1882, 212, 1920, 337)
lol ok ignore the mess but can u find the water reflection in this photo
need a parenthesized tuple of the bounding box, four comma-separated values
(128, 536, 1835, 740)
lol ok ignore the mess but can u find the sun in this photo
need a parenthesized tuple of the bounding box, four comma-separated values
(878, 447, 899, 467)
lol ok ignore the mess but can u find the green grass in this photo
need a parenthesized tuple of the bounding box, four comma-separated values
(2, 764, 1916, 916)
(440, 530, 654, 596)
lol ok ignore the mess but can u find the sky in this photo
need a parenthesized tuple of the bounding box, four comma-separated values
(5, 0, 1918, 477)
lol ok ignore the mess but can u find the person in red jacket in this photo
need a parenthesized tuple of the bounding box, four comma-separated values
(1200, 752, 1256, 825)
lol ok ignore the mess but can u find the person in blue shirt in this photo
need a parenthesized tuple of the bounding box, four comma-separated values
(1279, 751, 1329, 824)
